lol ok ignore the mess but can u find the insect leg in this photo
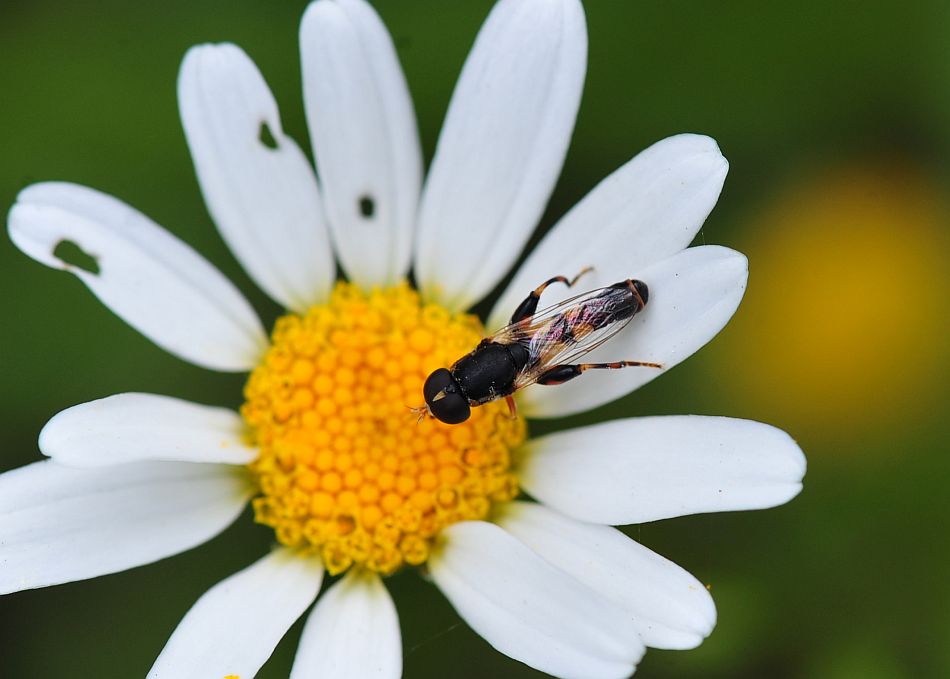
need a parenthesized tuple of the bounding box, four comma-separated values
(508, 266, 594, 324)
(408, 404, 431, 423)
(505, 395, 518, 420)
(536, 360, 663, 385)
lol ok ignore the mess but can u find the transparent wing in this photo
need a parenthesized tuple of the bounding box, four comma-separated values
(487, 285, 638, 390)
(512, 314, 635, 390)
(487, 286, 619, 343)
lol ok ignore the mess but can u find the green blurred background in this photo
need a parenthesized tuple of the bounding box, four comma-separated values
(1, 1, 948, 677)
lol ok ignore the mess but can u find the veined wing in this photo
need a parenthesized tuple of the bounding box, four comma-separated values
(487, 285, 639, 390)
(487, 285, 622, 343)
(512, 312, 635, 390)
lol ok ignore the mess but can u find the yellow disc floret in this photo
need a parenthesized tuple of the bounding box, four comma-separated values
(242, 282, 525, 575)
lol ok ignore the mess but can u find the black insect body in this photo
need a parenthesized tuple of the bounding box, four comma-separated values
(419, 270, 661, 424)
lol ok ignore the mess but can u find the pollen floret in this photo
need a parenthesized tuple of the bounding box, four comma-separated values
(242, 282, 525, 575)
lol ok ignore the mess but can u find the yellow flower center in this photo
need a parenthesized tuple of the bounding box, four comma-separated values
(242, 282, 525, 575)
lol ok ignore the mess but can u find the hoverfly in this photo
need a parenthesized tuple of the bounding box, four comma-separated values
(417, 268, 662, 424)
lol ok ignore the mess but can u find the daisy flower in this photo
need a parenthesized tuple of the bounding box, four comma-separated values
(2, 0, 806, 677)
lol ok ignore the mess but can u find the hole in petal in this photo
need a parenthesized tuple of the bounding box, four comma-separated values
(53, 239, 100, 275)
(358, 195, 376, 219)
(258, 121, 279, 150)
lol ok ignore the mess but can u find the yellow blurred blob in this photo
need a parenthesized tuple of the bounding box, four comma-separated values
(720, 160, 948, 444)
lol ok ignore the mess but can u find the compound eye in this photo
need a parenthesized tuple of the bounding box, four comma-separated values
(429, 390, 471, 424)
(423, 368, 471, 424)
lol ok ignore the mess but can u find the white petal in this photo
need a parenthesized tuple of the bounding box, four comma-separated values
(520, 245, 748, 418)
(0, 460, 252, 594)
(497, 502, 716, 650)
(149, 548, 324, 679)
(300, 0, 422, 289)
(518, 416, 806, 525)
(7, 182, 267, 372)
(179, 43, 334, 312)
(430, 521, 644, 679)
(488, 134, 729, 330)
(291, 570, 401, 679)
(415, 0, 587, 312)
(39, 393, 256, 468)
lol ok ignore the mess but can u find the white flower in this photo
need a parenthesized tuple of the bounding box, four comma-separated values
(2, 1, 806, 678)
